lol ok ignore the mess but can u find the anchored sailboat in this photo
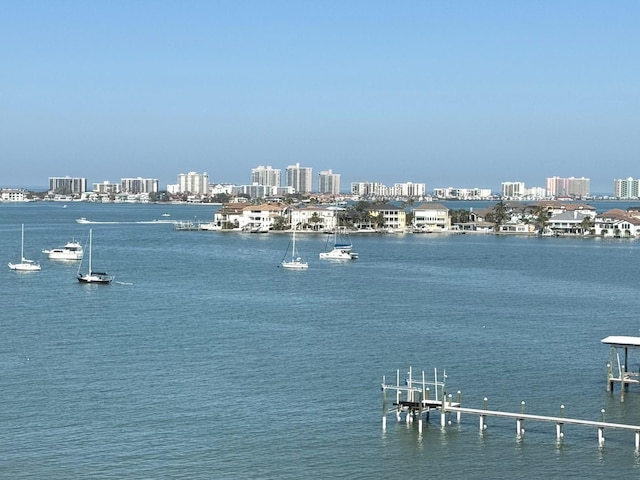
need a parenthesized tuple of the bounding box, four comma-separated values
(8, 224, 41, 271)
(77, 229, 113, 284)
(281, 225, 308, 270)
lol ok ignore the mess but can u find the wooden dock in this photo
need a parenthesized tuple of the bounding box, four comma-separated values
(382, 366, 640, 449)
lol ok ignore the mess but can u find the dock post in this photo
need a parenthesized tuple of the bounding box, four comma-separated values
(517, 401, 525, 437)
(440, 390, 447, 428)
(606, 363, 612, 392)
(556, 405, 565, 441)
(456, 391, 462, 424)
(480, 397, 488, 433)
(598, 409, 606, 446)
(395, 370, 401, 422)
(382, 377, 387, 431)
(418, 391, 423, 434)
(635, 431, 639, 450)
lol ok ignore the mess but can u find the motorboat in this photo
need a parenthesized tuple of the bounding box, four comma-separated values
(43, 241, 84, 260)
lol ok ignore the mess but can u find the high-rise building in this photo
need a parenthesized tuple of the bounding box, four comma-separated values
(393, 182, 426, 197)
(178, 172, 210, 195)
(546, 176, 590, 198)
(49, 176, 87, 195)
(285, 163, 313, 194)
(318, 169, 341, 195)
(614, 178, 640, 199)
(121, 177, 159, 194)
(251, 165, 281, 187)
(501, 182, 525, 198)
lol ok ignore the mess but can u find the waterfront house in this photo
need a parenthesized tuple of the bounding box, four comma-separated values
(288, 205, 337, 231)
(546, 210, 593, 235)
(593, 209, 640, 237)
(214, 202, 287, 231)
(367, 204, 407, 232)
(412, 203, 450, 232)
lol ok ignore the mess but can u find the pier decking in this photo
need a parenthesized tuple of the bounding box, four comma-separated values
(382, 366, 640, 449)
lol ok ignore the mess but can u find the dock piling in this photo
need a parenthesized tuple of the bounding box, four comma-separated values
(382, 366, 640, 451)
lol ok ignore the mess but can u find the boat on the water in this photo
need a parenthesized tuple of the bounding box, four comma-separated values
(42, 240, 84, 260)
(76, 217, 90, 224)
(77, 229, 113, 284)
(320, 228, 358, 261)
(281, 226, 308, 270)
(8, 224, 41, 271)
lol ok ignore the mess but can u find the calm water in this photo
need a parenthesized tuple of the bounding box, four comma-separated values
(3, 202, 640, 479)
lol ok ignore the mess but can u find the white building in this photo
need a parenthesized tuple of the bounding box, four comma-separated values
(412, 203, 450, 232)
(251, 165, 281, 187)
(501, 182, 525, 198)
(93, 181, 121, 195)
(49, 176, 87, 195)
(392, 182, 426, 198)
(318, 170, 341, 195)
(432, 187, 492, 200)
(121, 177, 159, 194)
(1, 189, 28, 202)
(614, 178, 640, 199)
(178, 172, 209, 195)
(285, 163, 313, 194)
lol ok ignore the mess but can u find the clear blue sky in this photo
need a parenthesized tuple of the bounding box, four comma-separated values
(1, 0, 638, 193)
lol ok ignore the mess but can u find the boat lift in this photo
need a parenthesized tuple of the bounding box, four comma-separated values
(602, 335, 640, 401)
(381, 367, 460, 433)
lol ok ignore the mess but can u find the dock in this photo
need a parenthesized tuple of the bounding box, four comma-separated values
(602, 335, 640, 401)
(382, 366, 640, 449)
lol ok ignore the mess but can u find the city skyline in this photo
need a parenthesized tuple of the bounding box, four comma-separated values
(4, 169, 635, 197)
(1, 2, 638, 193)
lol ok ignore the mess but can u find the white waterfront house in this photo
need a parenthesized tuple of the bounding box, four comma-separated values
(412, 203, 450, 232)
(288, 205, 338, 231)
(592, 209, 640, 237)
(214, 203, 287, 231)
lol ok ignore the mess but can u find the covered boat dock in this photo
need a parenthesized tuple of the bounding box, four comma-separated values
(602, 335, 640, 401)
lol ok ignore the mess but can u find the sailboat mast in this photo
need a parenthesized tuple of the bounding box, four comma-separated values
(88, 229, 92, 274)
(20, 224, 25, 260)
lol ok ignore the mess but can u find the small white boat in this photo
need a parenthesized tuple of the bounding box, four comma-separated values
(42, 241, 84, 260)
(77, 229, 113, 284)
(281, 226, 308, 270)
(8, 224, 41, 271)
(76, 217, 90, 224)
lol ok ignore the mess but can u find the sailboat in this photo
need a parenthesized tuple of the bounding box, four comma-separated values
(319, 209, 358, 260)
(8, 224, 41, 271)
(77, 229, 113, 284)
(281, 225, 308, 270)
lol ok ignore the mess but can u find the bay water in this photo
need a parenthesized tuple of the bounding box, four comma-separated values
(3, 202, 640, 479)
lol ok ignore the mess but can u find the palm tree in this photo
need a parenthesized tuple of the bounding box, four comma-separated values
(579, 215, 594, 235)
(309, 212, 322, 231)
(533, 206, 550, 233)
(490, 200, 509, 232)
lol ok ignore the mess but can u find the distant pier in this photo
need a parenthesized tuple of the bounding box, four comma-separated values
(382, 366, 640, 449)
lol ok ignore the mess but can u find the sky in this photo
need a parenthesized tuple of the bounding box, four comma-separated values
(1, 0, 638, 194)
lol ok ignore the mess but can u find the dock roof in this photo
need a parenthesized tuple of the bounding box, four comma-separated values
(601, 336, 640, 348)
